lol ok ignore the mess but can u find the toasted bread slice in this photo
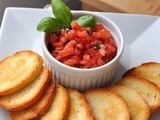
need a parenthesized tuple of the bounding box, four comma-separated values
(40, 84, 69, 120)
(9, 82, 55, 120)
(104, 85, 150, 120)
(67, 89, 95, 120)
(123, 62, 160, 88)
(0, 67, 51, 111)
(0, 50, 43, 96)
(84, 89, 130, 120)
(117, 76, 160, 111)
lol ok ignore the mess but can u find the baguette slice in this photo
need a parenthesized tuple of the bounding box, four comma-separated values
(117, 76, 160, 111)
(67, 89, 95, 120)
(0, 67, 51, 111)
(9, 82, 55, 120)
(84, 89, 130, 120)
(40, 84, 69, 120)
(104, 85, 150, 120)
(0, 50, 43, 96)
(123, 62, 160, 87)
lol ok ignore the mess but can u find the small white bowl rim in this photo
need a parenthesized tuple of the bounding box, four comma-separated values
(42, 11, 124, 72)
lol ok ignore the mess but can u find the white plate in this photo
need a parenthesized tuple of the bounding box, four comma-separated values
(0, 7, 160, 120)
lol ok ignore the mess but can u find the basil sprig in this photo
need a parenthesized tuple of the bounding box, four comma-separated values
(37, 0, 72, 32)
(37, 17, 64, 32)
(37, 0, 97, 33)
(76, 15, 97, 29)
(52, 0, 72, 28)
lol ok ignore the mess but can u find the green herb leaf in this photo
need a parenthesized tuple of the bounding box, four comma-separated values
(76, 15, 97, 29)
(86, 30, 91, 34)
(52, 0, 72, 28)
(37, 17, 64, 32)
(93, 42, 101, 50)
(73, 63, 79, 67)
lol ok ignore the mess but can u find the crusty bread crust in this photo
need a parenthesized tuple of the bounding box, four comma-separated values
(40, 84, 69, 120)
(117, 76, 160, 111)
(84, 89, 130, 120)
(67, 89, 95, 120)
(105, 85, 150, 120)
(9, 82, 55, 120)
(0, 50, 43, 96)
(0, 67, 51, 111)
(123, 62, 160, 88)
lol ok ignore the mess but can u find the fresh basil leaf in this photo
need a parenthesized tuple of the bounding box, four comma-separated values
(37, 17, 64, 32)
(52, 0, 72, 28)
(93, 42, 101, 50)
(76, 15, 97, 29)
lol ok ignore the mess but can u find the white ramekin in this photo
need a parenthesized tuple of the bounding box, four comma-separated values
(42, 11, 124, 92)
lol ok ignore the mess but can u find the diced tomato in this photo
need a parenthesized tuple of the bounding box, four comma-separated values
(47, 33, 58, 45)
(76, 43, 84, 50)
(71, 56, 80, 60)
(60, 37, 68, 44)
(85, 36, 94, 42)
(64, 40, 77, 49)
(87, 48, 102, 60)
(61, 29, 67, 36)
(71, 21, 82, 30)
(77, 31, 88, 38)
(53, 42, 63, 47)
(65, 30, 77, 40)
(92, 29, 110, 40)
(55, 46, 64, 51)
(92, 23, 105, 32)
(63, 59, 78, 66)
(99, 44, 106, 56)
(57, 48, 75, 60)
(82, 27, 90, 31)
(74, 49, 81, 56)
(97, 58, 105, 66)
(92, 32, 101, 39)
(47, 21, 117, 68)
(99, 29, 111, 40)
(50, 50, 58, 58)
(106, 44, 116, 53)
(108, 38, 117, 49)
(83, 54, 90, 61)
(84, 58, 96, 68)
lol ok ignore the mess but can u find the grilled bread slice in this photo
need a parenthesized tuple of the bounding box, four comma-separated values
(0, 67, 51, 111)
(84, 89, 130, 120)
(0, 50, 43, 96)
(123, 62, 160, 88)
(67, 89, 95, 120)
(117, 76, 160, 111)
(40, 84, 69, 120)
(9, 82, 55, 120)
(104, 85, 150, 120)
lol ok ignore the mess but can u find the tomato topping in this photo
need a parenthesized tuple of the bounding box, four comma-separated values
(46, 21, 117, 68)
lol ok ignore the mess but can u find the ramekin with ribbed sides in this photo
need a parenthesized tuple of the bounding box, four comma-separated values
(42, 11, 124, 92)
